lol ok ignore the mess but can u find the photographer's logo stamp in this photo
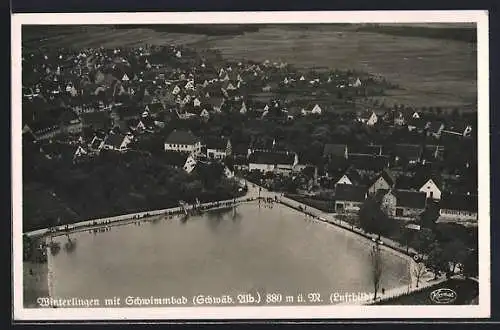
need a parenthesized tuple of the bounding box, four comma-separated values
(429, 288, 457, 304)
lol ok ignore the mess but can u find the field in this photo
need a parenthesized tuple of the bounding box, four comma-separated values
(22, 24, 477, 109)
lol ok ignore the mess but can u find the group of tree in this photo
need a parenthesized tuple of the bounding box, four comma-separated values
(359, 197, 478, 281)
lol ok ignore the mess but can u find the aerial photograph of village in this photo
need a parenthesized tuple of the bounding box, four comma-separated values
(20, 23, 480, 309)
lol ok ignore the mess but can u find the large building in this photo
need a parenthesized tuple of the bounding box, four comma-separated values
(164, 130, 202, 155)
(248, 150, 298, 175)
(437, 193, 478, 227)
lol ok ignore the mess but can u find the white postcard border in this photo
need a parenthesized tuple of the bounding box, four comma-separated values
(11, 10, 490, 320)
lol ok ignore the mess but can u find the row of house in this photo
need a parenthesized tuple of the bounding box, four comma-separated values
(356, 109, 474, 138)
(334, 182, 478, 226)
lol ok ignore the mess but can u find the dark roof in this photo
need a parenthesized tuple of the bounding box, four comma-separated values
(206, 138, 229, 150)
(407, 117, 426, 128)
(393, 144, 422, 160)
(58, 109, 80, 124)
(426, 121, 444, 133)
(232, 143, 249, 156)
(323, 144, 347, 158)
(348, 155, 389, 172)
(39, 142, 75, 160)
(248, 151, 295, 165)
(81, 111, 111, 129)
(395, 175, 418, 190)
(348, 144, 383, 156)
(371, 170, 395, 187)
(359, 110, 374, 119)
(165, 130, 200, 145)
(116, 105, 142, 120)
(335, 184, 367, 202)
(104, 133, 126, 148)
(90, 136, 104, 149)
(233, 155, 249, 166)
(145, 102, 165, 114)
(163, 151, 188, 167)
(332, 168, 362, 185)
(394, 190, 427, 209)
(440, 193, 478, 212)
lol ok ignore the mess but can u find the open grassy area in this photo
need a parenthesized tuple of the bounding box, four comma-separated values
(23, 24, 477, 109)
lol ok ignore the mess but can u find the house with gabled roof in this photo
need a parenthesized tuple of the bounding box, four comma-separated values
(381, 189, 427, 220)
(437, 193, 478, 227)
(348, 155, 390, 174)
(89, 135, 105, 153)
(206, 138, 232, 160)
(164, 129, 202, 155)
(334, 184, 368, 214)
(73, 145, 89, 162)
(418, 177, 442, 200)
(248, 150, 298, 175)
(368, 170, 396, 195)
(392, 144, 423, 165)
(358, 110, 378, 126)
(102, 132, 133, 152)
(331, 168, 362, 187)
(426, 121, 445, 138)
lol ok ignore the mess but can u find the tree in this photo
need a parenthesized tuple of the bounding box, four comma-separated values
(462, 250, 478, 278)
(411, 262, 427, 288)
(426, 242, 447, 279)
(411, 228, 436, 255)
(442, 239, 469, 276)
(370, 244, 383, 301)
(359, 197, 394, 238)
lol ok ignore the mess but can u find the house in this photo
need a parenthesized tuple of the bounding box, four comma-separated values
(381, 190, 427, 220)
(334, 184, 368, 214)
(200, 109, 210, 121)
(348, 144, 383, 157)
(442, 122, 474, 137)
(368, 170, 395, 195)
(73, 145, 89, 162)
(418, 177, 442, 200)
(232, 155, 249, 171)
(437, 193, 478, 227)
(164, 130, 202, 155)
(203, 97, 225, 112)
(206, 138, 231, 160)
(348, 155, 390, 174)
(163, 151, 189, 168)
(358, 110, 378, 126)
(311, 104, 323, 115)
(89, 135, 105, 152)
(426, 121, 445, 138)
(407, 118, 427, 132)
(59, 109, 83, 134)
(330, 168, 362, 186)
(422, 145, 445, 163)
(248, 151, 298, 175)
(102, 133, 133, 152)
(183, 155, 198, 174)
(25, 120, 62, 141)
(323, 144, 348, 159)
(392, 144, 423, 165)
(81, 111, 112, 131)
(394, 110, 421, 126)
